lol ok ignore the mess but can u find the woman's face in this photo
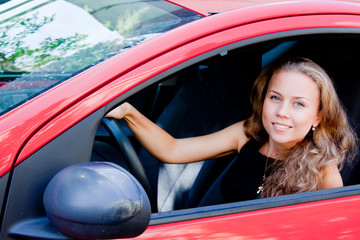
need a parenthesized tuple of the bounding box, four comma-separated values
(262, 70, 322, 151)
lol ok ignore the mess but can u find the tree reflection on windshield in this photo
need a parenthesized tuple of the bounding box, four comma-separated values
(0, 13, 87, 74)
(0, 0, 202, 115)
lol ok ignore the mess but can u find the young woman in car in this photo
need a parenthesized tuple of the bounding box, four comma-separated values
(106, 57, 357, 200)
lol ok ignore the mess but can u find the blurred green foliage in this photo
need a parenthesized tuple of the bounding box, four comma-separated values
(0, 13, 87, 74)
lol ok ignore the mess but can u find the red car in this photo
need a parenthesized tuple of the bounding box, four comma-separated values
(1, 0, 360, 239)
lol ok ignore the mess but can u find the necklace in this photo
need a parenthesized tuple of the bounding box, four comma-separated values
(257, 156, 269, 194)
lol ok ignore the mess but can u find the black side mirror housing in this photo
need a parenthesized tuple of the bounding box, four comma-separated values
(43, 162, 151, 239)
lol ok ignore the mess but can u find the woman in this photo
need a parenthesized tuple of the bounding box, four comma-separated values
(106, 57, 357, 201)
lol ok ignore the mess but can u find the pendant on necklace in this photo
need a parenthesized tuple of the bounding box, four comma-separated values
(258, 154, 269, 195)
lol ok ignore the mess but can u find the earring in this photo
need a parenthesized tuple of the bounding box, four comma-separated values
(312, 126, 316, 131)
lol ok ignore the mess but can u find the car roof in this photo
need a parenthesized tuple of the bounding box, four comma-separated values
(167, 0, 299, 16)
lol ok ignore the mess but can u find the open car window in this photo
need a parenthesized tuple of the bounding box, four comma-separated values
(0, 0, 202, 116)
(95, 33, 360, 216)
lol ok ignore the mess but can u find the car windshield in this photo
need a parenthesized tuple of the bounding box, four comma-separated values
(0, 0, 202, 116)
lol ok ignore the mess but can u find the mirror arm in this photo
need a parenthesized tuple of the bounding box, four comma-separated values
(8, 217, 72, 240)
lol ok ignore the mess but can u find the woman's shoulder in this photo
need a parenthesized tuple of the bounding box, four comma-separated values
(232, 120, 250, 153)
(321, 164, 343, 189)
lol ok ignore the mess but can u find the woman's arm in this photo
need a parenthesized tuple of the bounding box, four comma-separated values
(106, 102, 249, 164)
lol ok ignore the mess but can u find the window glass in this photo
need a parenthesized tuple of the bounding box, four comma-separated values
(0, 0, 202, 115)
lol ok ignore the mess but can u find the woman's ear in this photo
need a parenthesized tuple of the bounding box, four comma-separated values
(313, 111, 322, 128)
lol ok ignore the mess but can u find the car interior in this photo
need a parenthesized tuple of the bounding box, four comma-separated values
(91, 34, 360, 213)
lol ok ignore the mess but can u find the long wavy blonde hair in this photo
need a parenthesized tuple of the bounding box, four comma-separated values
(243, 57, 358, 197)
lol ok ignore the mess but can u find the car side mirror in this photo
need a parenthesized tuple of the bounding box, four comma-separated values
(43, 162, 151, 239)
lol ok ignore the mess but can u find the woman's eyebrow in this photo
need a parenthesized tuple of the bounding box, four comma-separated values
(267, 90, 281, 95)
(268, 90, 311, 102)
(293, 96, 312, 103)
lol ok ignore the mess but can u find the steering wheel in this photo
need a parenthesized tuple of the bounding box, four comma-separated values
(101, 118, 153, 207)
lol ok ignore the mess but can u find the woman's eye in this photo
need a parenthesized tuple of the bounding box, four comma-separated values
(270, 96, 280, 101)
(294, 102, 304, 107)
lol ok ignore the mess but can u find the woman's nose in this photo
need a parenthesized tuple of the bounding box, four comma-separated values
(276, 102, 290, 118)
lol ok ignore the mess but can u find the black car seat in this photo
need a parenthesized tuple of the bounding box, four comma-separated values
(139, 50, 262, 212)
(322, 46, 360, 186)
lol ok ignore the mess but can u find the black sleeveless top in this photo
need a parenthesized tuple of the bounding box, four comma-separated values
(221, 138, 272, 202)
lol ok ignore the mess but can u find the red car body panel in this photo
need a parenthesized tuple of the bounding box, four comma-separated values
(1, 0, 360, 177)
(1, 1, 360, 239)
(139, 195, 360, 239)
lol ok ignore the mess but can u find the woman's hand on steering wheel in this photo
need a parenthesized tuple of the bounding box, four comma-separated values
(101, 117, 154, 211)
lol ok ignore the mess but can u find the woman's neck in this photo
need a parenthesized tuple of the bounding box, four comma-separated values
(259, 141, 290, 159)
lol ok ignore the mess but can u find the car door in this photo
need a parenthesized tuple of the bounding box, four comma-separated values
(107, 6, 360, 239)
